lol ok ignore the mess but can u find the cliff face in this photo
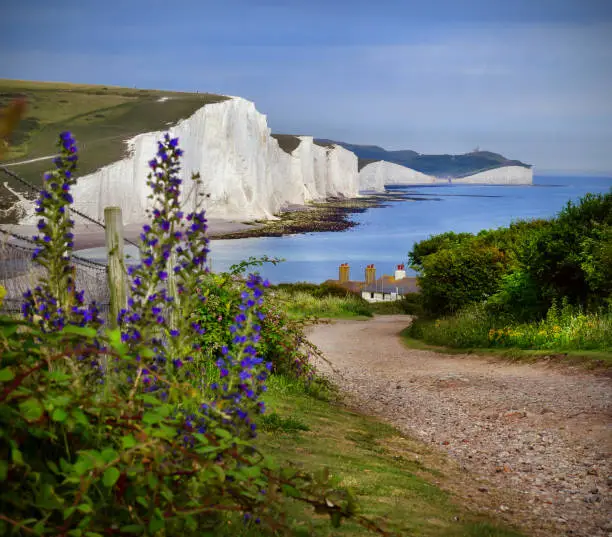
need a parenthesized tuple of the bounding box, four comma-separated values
(358, 160, 533, 191)
(49, 97, 359, 225)
(452, 165, 533, 184)
(359, 160, 435, 191)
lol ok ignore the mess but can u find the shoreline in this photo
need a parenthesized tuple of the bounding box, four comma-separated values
(1, 191, 418, 251)
(211, 191, 420, 240)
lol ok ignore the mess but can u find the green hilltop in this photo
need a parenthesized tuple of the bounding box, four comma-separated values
(0, 79, 226, 218)
(315, 139, 532, 177)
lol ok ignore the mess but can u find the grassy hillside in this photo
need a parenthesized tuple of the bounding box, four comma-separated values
(271, 133, 302, 154)
(317, 139, 531, 178)
(0, 79, 226, 219)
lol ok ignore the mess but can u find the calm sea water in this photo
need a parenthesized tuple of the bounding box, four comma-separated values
(208, 175, 612, 283)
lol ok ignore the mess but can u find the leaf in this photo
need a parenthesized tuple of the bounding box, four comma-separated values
(19, 398, 44, 421)
(77, 504, 93, 514)
(86, 533, 104, 537)
(211, 465, 225, 482)
(148, 517, 165, 533)
(0, 367, 14, 382)
(51, 408, 68, 423)
(0, 323, 19, 338)
(0, 460, 7, 481)
(122, 435, 136, 449)
(102, 467, 120, 487)
(142, 411, 162, 425)
(100, 448, 118, 463)
(106, 328, 128, 354)
(61, 325, 97, 338)
(120, 525, 144, 534)
(141, 394, 161, 406)
(214, 427, 232, 439)
(71, 409, 89, 426)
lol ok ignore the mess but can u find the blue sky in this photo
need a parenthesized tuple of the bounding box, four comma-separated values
(2, 0, 612, 174)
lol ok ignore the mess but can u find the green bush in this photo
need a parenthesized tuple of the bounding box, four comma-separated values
(407, 300, 612, 353)
(410, 191, 612, 322)
(419, 242, 507, 315)
(408, 303, 492, 348)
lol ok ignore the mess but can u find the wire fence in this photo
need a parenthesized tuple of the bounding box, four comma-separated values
(0, 165, 139, 248)
(0, 231, 112, 321)
(0, 165, 143, 323)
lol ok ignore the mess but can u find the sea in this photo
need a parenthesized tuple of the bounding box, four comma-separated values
(74, 175, 611, 284)
(207, 175, 612, 283)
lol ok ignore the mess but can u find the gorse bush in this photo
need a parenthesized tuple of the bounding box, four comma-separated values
(0, 133, 389, 536)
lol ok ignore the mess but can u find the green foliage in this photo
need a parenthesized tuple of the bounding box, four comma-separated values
(514, 192, 612, 311)
(419, 242, 507, 315)
(259, 412, 310, 433)
(399, 292, 425, 316)
(485, 270, 545, 323)
(408, 231, 473, 271)
(193, 273, 321, 378)
(408, 303, 492, 348)
(410, 191, 612, 323)
(406, 300, 612, 353)
(0, 132, 390, 536)
(272, 283, 372, 319)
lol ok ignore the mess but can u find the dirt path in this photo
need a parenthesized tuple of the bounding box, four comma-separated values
(309, 315, 611, 537)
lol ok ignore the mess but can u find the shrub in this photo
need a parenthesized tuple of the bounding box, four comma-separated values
(419, 242, 507, 315)
(408, 303, 492, 348)
(515, 192, 612, 310)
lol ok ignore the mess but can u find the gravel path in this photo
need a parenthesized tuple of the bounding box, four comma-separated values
(309, 315, 612, 537)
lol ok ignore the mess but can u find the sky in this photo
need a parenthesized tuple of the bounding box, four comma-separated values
(1, 0, 612, 174)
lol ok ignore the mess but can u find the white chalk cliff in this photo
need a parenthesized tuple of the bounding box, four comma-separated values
(35, 97, 360, 225)
(18, 96, 534, 226)
(450, 165, 533, 184)
(359, 160, 435, 191)
(358, 161, 533, 191)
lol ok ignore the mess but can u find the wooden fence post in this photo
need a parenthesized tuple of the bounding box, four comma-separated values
(104, 206, 126, 328)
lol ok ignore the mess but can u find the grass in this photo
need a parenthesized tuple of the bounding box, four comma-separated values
(0, 79, 227, 219)
(271, 133, 302, 155)
(215, 374, 525, 536)
(272, 285, 372, 319)
(401, 330, 612, 369)
(271, 284, 423, 320)
(403, 301, 612, 368)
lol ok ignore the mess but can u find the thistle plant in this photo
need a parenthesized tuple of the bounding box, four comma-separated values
(22, 132, 103, 332)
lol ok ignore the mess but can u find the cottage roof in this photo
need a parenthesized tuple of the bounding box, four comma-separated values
(361, 277, 419, 295)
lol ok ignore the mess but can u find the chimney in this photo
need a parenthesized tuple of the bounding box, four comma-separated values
(365, 264, 376, 285)
(394, 264, 406, 281)
(339, 263, 350, 283)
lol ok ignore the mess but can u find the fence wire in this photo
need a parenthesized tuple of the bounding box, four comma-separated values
(0, 165, 139, 248)
(0, 235, 111, 321)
